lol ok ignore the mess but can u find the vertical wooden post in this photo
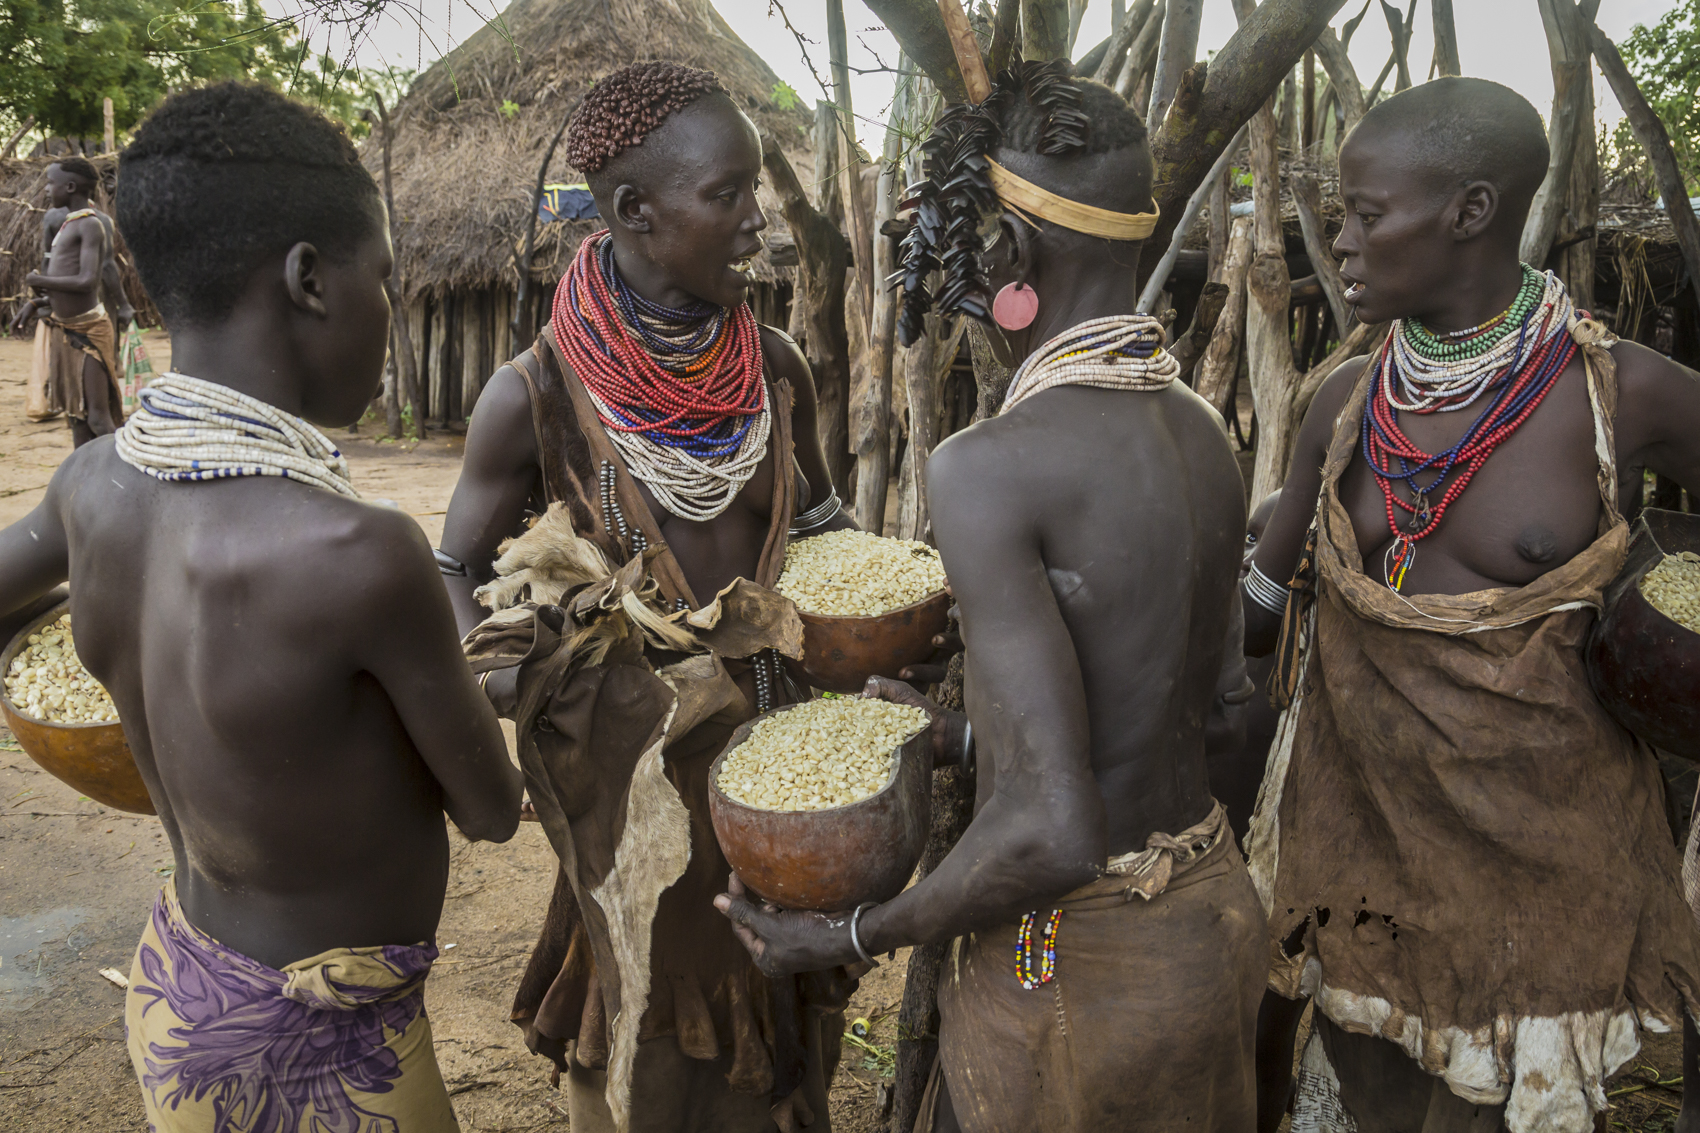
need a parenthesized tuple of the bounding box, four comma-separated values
(1560, 65, 1597, 313)
(429, 296, 448, 423)
(461, 291, 485, 420)
(1431, 0, 1461, 77)
(102, 98, 114, 154)
(1521, 0, 1600, 268)
(898, 327, 937, 542)
(829, 0, 875, 329)
(1301, 48, 1316, 151)
(855, 64, 910, 535)
(813, 104, 844, 232)
(1021, 0, 1071, 61)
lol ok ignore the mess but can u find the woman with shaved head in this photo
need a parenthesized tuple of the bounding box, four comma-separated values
(1245, 77, 1700, 1133)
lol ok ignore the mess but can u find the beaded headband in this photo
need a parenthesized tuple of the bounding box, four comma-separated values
(986, 159, 1160, 241)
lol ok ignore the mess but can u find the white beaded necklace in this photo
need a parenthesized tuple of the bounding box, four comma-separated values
(115, 373, 358, 498)
(585, 383, 771, 523)
(1385, 271, 1573, 414)
(1001, 315, 1180, 414)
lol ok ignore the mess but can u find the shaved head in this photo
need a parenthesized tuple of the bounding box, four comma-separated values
(1349, 77, 1549, 224)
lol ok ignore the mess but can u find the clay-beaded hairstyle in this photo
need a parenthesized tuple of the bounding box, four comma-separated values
(566, 61, 729, 176)
(895, 59, 1149, 346)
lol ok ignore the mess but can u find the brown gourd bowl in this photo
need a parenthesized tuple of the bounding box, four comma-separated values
(1586, 509, 1700, 761)
(707, 702, 932, 911)
(1, 602, 154, 814)
(797, 588, 952, 694)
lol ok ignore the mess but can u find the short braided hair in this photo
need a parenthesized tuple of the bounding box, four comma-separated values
(566, 61, 727, 175)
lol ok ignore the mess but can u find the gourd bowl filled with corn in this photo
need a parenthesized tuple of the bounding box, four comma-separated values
(778, 530, 951, 693)
(1, 603, 153, 814)
(708, 696, 933, 911)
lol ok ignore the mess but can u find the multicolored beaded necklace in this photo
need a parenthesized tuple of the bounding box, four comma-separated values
(999, 315, 1179, 414)
(552, 233, 770, 521)
(1015, 909, 1062, 989)
(1362, 268, 1577, 592)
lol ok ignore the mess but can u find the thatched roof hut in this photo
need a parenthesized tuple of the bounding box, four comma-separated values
(367, 0, 820, 426)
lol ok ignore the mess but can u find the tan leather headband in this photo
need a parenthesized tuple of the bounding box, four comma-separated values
(986, 158, 1160, 241)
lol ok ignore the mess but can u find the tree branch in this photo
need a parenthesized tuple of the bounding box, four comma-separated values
(1141, 0, 1350, 279)
(1292, 169, 1350, 332)
(1093, 0, 1157, 86)
(1312, 28, 1366, 132)
(1520, 0, 1601, 267)
(1023, 0, 1071, 61)
(1431, 0, 1461, 77)
(1147, 0, 1204, 128)
(863, 0, 968, 103)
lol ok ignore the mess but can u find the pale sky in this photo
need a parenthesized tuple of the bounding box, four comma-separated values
(293, 0, 1676, 149)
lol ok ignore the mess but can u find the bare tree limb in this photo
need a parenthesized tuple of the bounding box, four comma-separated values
(1587, 20, 1700, 316)
(856, 68, 911, 535)
(370, 92, 426, 439)
(989, 0, 1021, 74)
(1147, 0, 1204, 129)
(1140, 0, 1349, 280)
(1378, 1, 1412, 92)
(1115, 0, 1167, 100)
(1520, 0, 1601, 267)
(1245, 93, 1302, 503)
(1093, 0, 1156, 85)
(829, 0, 876, 326)
(1312, 28, 1366, 132)
(1023, 0, 1071, 61)
(1292, 169, 1350, 332)
(1431, 0, 1461, 77)
(1171, 281, 1229, 385)
(863, 0, 969, 102)
(1139, 122, 1248, 312)
(2, 115, 36, 161)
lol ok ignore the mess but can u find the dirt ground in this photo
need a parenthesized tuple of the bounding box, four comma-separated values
(0, 331, 1688, 1131)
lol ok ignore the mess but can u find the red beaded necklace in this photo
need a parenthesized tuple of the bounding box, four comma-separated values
(550, 233, 765, 450)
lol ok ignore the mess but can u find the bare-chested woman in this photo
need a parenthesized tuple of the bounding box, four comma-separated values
(1246, 78, 1700, 1133)
(716, 62, 1264, 1132)
(438, 62, 852, 1132)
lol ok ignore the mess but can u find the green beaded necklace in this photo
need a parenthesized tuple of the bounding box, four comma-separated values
(1402, 264, 1546, 362)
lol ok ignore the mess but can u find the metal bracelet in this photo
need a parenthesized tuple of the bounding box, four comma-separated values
(849, 901, 879, 966)
(434, 548, 469, 577)
(1243, 562, 1291, 618)
(788, 488, 842, 536)
(959, 719, 976, 775)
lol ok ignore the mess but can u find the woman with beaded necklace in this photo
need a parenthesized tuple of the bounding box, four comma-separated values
(716, 59, 1266, 1132)
(1243, 78, 1700, 1133)
(437, 62, 852, 1133)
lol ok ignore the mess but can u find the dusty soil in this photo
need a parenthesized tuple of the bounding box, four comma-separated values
(0, 332, 902, 1132)
(0, 332, 1686, 1131)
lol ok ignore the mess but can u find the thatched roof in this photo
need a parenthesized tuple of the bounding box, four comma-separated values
(368, 0, 819, 299)
(0, 156, 158, 326)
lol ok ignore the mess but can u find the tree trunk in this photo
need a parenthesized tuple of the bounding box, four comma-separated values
(1196, 215, 1254, 418)
(1171, 281, 1230, 385)
(1139, 0, 1349, 281)
(1431, 0, 1461, 77)
(371, 91, 426, 438)
(1068, 0, 1088, 52)
(855, 68, 911, 535)
(1521, 0, 1600, 268)
(766, 139, 854, 498)
(1245, 95, 1301, 504)
(814, 104, 846, 233)
(1560, 66, 1598, 312)
(1301, 48, 1316, 149)
(1023, 0, 1072, 61)
(1147, 0, 1204, 129)
(1587, 20, 1700, 318)
(1208, 156, 1230, 281)
(990, 0, 1021, 74)
(384, 326, 403, 440)
(828, 0, 876, 327)
(898, 328, 937, 541)
(1379, 1, 1412, 91)
(1292, 170, 1350, 332)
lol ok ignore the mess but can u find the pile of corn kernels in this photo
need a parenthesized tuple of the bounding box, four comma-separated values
(4, 615, 118, 724)
(777, 531, 947, 617)
(717, 697, 929, 811)
(1641, 551, 1700, 633)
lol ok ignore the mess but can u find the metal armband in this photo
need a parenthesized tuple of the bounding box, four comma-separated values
(1242, 562, 1291, 618)
(788, 488, 842, 536)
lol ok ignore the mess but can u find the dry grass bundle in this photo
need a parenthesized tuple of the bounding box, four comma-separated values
(366, 0, 818, 300)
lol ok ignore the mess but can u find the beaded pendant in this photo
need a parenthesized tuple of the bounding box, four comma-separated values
(1015, 909, 1062, 989)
